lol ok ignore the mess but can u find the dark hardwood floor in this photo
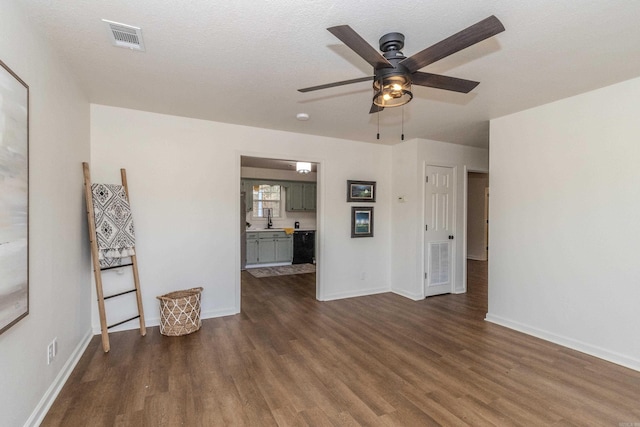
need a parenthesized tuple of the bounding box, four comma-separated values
(43, 261, 640, 425)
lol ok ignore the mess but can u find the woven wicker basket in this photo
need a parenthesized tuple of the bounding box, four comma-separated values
(157, 287, 203, 336)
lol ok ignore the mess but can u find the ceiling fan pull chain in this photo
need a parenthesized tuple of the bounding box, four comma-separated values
(377, 108, 380, 140)
(401, 106, 405, 141)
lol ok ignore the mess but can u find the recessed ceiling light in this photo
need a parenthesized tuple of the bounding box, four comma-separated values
(296, 113, 310, 121)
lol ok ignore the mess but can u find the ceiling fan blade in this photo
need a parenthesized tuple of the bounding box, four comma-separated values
(411, 72, 480, 93)
(298, 76, 373, 93)
(369, 103, 384, 114)
(400, 15, 505, 73)
(328, 25, 394, 69)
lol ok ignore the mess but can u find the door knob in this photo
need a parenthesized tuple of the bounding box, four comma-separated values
(449, 235, 454, 240)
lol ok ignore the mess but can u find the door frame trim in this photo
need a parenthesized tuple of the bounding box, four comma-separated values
(461, 167, 489, 294)
(235, 152, 323, 313)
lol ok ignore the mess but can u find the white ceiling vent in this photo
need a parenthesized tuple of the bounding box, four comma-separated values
(102, 19, 145, 51)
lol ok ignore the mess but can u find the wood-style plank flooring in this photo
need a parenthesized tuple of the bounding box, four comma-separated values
(43, 261, 640, 425)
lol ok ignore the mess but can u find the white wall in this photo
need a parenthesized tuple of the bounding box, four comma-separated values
(90, 104, 392, 331)
(390, 139, 421, 299)
(391, 138, 488, 299)
(467, 172, 488, 260)
(489, 76, 640, 371)
(0, 2, 91, 426)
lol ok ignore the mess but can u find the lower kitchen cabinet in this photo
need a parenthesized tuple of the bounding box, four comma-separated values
(246, 236, 259, 264)
(258, 238, 276, 262)
(246, 231, 293, 265)
(275, 236, 293, 262)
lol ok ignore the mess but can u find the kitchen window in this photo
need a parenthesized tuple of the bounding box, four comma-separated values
(252, 184, 281, 218)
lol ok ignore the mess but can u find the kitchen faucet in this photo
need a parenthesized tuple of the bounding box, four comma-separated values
(266, 208, 273, 229)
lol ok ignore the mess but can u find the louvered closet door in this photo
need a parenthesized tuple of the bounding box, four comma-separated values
(424, 165, 455, 297)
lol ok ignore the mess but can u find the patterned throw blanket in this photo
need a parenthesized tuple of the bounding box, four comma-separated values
(91, 183, 136, 268)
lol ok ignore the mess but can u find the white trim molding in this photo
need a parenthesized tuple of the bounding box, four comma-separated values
(485, 313, 640, 372)
(25, 330, 93, 427)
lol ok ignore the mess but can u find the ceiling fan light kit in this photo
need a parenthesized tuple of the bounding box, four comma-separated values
(373, 76, 413, 108)
(298, 15, 505, 114)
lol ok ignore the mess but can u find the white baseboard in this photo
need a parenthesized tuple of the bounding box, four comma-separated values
(92, 307, 239, 334)
(391, 288, 424, 301)
(200, 307, 239, 320)
(245, 262, 291, 268)
(321, 286, 389, 301)
(485, 313, 640, 372)
(25, 329, 93, 427)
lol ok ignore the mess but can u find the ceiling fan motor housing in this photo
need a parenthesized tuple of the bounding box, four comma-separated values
(379, 32, 405, 52)
(374, 32, 411, 88)
(373, 33, 412, 107)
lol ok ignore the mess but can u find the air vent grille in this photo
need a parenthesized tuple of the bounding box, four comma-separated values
(102, 19, 145, 51)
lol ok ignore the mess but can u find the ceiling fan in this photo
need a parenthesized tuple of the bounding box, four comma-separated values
(298, 15, 505, 113)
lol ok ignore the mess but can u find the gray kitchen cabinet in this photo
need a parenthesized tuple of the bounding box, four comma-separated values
(258, 237, 276, 262)
(275, 236, 293, 262)
(286, 183, 304, 210)
(241, 180, 253, 212)
(246, 232, 259, 264)
(286, 182, 316, 211)
(303, 183, 316, 210)
(246, 231, 293, 265)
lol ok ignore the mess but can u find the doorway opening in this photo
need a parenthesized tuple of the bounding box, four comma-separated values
(239, 156, 319, 305)
(466, 171, 489, 294)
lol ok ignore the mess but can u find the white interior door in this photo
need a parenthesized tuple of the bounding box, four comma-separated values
(424, 165, 455, 297)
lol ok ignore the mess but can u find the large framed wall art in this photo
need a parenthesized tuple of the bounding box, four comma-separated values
(0, 60, 29, 335)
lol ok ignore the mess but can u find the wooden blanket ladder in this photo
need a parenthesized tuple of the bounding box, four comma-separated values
(82, 162, 146, 352)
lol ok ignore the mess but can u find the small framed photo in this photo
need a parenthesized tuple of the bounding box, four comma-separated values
(347, 180, 376, 202)
(351, 206, 374, 238)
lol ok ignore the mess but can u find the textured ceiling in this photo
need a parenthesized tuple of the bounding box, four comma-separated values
(17, 0, 640, 148)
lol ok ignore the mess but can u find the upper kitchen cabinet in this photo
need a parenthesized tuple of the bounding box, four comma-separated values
(241, 179, 253, 212)
(286, 182, 316, 211)
(303, 183, 316, 210)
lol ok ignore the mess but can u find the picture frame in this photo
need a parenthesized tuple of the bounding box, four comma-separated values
(347, 180, 376, 202)
(0, 60, 29, 335)
(351, 206, 374, 238)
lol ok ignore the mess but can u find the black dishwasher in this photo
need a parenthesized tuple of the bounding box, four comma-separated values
(293, 231, 315, 264)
